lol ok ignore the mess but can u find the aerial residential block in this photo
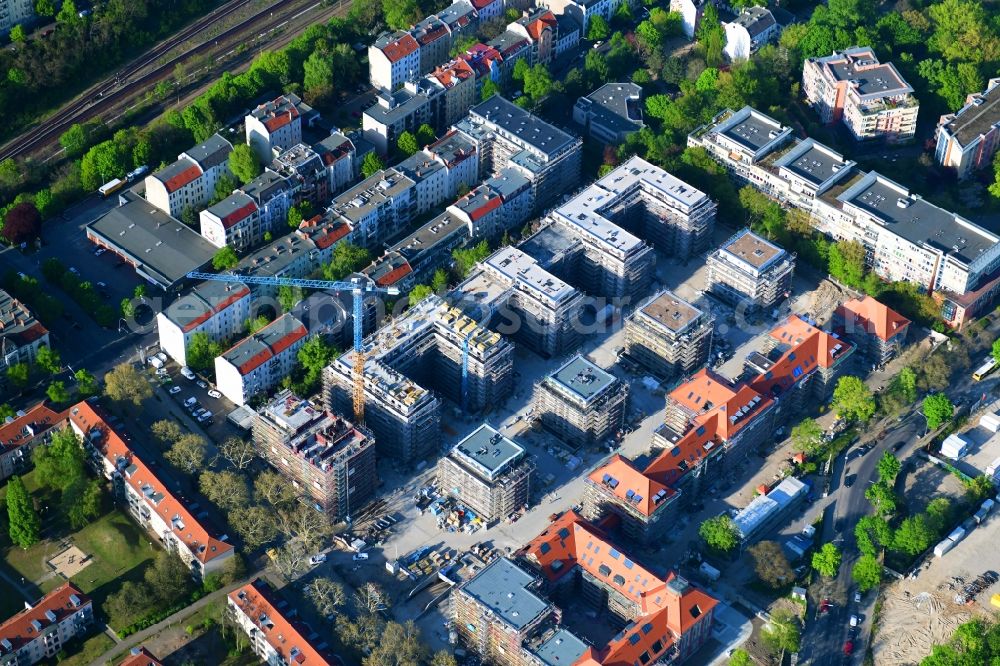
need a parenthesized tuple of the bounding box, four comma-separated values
(215, 314, 309, 406)
(581, 454, 678, 544)
(270, 143, 331, 209)
(0, 402, 68, 483)
(573, 82, 645, 144)
(0, 288, 50, 374)
(833, 295, 910, 364)
(199, 192, 263, 251)
(0, 583, 92, 666)
(253, 390, 377, 520)
(533, 355, 627, 449)
(239, 169, 293, 233)
(228, 579, 339, 666)
(145, 133, 234, 218)
(707, 228, 796, 312)
(803, 47, 918, 143)
(536, 0, 627, 33)
(369, 31, 421, 91)
(69, 401, 234, 578)
(625, 290, 714, 379)
(723, 7, 783, 62)
(245, 93, 309, 163)
(437, 423, 534, 524)
(156, 281, 252, 367)
(935, 78, 1000, 180)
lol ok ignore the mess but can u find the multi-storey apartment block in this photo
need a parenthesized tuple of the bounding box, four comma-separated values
(833, 295, 910, 365)
(581, 454, 679, 544)
(145, 134, 234, 218)
(437, 423, 534, 524)
(0, 288, 50, 377)
(537, 0, 626, 33)
(271, 143, 330, 208)
(0, 0, 35, 35)
(458, 246, 585, 358)
(454, 96, 582, 211)
(199, 192, 263, 252)
(935, 78, 1000, 180)
(0, 402, 68, 483)
(69, 401, 234, 578)
(723, 6, 782, 62)
(215, 314, 308, 406)
(240, 169, 293, 233)
(803, 47, 918, 143)
(0, 583, 92, 666)
(573, 82, 645, 145)
(707, 228, 795, 312)
(625, 290, 713, 379)
(533, 355, 627, 449)
(245, 94, 308, 163)
(253, 390, 377, 520)
(369, 31, 421, 91)
(508, 8, 558, 66)
(156, 281, 252, 367)
(328, 168, 416, 250)
(228, 579, 338, 666)
(312, 132, 358, 195)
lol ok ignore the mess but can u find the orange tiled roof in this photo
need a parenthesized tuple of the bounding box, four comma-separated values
(0, 583, 90, 654)
(586, 455, 674, 517)
(68, 401, 233, 564)
(374, 261, 413, 286)
(836, 296, 909, 341)
(666, 368, 737, 415)
(524, 10, 557, 41)
(229, 579, 334, 665)
(163, 164, 202, 194)
(221, 200, 258, 229)
(0, 402, 68, 452)
(181, 285, 252, 333)
(380, 33, 419, 63)
(118, 647, 163, 666)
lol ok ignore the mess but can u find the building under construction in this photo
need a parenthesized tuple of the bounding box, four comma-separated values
(455, 246, 585, 358)
(253, 390, 376, 520)
(532, 355, 627, 450)
(324, 295, 513, 463)
(625, 290, 714, 379)
(707, 228, 796, 312)
(437, 423, 534, 524)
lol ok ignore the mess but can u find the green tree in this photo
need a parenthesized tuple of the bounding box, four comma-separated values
(60, 123, 90, 157)
(46, 381, 70, 405)
(855, 515, 892, 556)
(409, 284, 433, 305)
(865, 481, 897, 516)
(6, 362, 29, 390)
(297, 335, 335, 391)
(35, 0, 56, 16)
(145, 551, 191, 605)
(761, 608, 800, 655)
(303, 50, 335, 94)
(832, 376, 876, 422)
(228, 144, 261, 184)
(165, 434, 207, 474)
(698, 514, 740, 552)
(588, 15, 610, 41)
(6, 475, 39, 548)
(212, 246, 239, 271)
(186, 332, 222, 373)
(697, 5, 725, 67)
(790, 417, 823, 454)
(923, 393, 954, 430)
(965, 475, 995, 503)
(56, 0, 78, 24)
(104, 362, 152, 405)
(278, 285, 303, 312)
(416, 124, 436, 147)
(323, 243, 371, 281)
(64, 478, 103, 530)
(728, 649, 752, 666)
(287, 201, 314, 229)
(431, 268, 448, 293)
(852, 554, 882, 592)
(894, 515, 934, 556)
(35, 345, 61, 374)
(452, 240, 491, 278)
(828, 239, 866, 287)
(812, 542, 842, 578)
(245, 315, 270, 335)
(361, 152, 385, 179)
(878, 451, 902, 482)
(383, 0, 420, 30)
(74, 369, 97, 397)
(199, 471, 250, 512)
(397, 131, 419, 157)
(925, 497, 953, 535)
(481, 78, 500, 101)
(523, 64, 553, 104)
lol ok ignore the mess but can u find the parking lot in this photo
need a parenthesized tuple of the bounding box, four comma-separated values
(947, 403, 1000, 478)
(150, 359, 242, 441)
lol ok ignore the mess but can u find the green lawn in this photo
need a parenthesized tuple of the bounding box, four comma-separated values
(50, 631, 115, 666)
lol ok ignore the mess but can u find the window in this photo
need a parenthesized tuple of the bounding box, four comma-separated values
(599, 564, 612, 577)
(613, 574, 625, 586)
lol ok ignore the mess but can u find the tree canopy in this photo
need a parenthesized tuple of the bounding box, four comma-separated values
(812, 542, 842, 578)
(229, 144, 261, 184)
(699, 514, 740, 553)
(923, 393, 954, 430)
(832, 376, 876, 422)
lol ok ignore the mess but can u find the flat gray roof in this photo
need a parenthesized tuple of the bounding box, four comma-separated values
(183, 133, 232, 170)
(519, 223, 579, 268)
(579, 82, 644, 136)
(531, 629, 588, 666)
(730, 6, 775, 36)
(548, 355, 616, 401)
(945, 81, 1000, 147)
(817, 47, 912, 98)
(470, 96, 576, 158)
(161, 280, 251, 329)
(391, 211, 469, 262)
(722, 111, 785, 152)
(237, 232, 316, 279)
(461, 558, 549, 631)
(773, 138, 851, 187)
(452, 424, 524, 480)
(87, 200, 216, 289)
(241, 169, 290, 203)
(838, 172, 998, 265)
(365, 89, 428, 126)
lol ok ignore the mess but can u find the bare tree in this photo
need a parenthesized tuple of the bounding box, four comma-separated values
(220, 436, 256, 470)
(254, 470, 297, 508)
(306, 577, 346, 618)
(228, 505, 278, 550)
(277, 504, 331, 550)
(354, 581, 390, 615)
(199, 470, 250, 512)
(164, 434, 207, 474)
(272, 541, 310, 580)
(150, 420, 183, 444)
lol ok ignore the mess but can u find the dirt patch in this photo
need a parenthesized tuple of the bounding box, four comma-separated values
(871, 579, 975, 665)
(47, 545, 91, 578)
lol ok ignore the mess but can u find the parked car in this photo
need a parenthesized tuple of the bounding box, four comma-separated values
(197, 412, 212, 423)
(854, 591, 862, 603)
(183, 396, 197, 407)
(169, 386, 182, 395)
(180, 367, 195, 380)
(849, 615, 859, 627)
(197, 380, 208, 389)
(843, 640, 854, 655)
(207, 389, 222, 399)
(352, 553, 369, 561)
(93, 247, 106, 257)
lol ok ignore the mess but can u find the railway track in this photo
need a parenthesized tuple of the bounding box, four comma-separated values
(0, 0, 317, 162)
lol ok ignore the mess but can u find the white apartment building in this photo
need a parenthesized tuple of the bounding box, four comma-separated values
(0, 288, 50, 372)
(670, 0, 707, 39)
(723, 7, 781, 62)
(156, 281, 253, 367)
(803, 47, 918, 143)
(313, 132, 358, 195)
(240, 169, 293, 233)
(215, 314, 308, 406)
(199, 192, 262, 251)
(537, 0, 624, 33)
(228, 580, 335, 666)
(145, 134, 234, 218)
(935, 78, 1000, 180)
(245, 94, 306, 164)
(68, 401, 234, 579)
(0, 0, 34, 35)
(328, 168, 417, 250)
(369, 31, 421, 91)
(0, 583, 92, 666)
(707, 228, 796, 311)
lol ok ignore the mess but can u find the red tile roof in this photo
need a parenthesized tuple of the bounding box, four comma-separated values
(468, 194, 502, 221)
(666, 368, 737, 415)
(67, 401, 233, 564)
(836, 296, 910, 341)
(432, 59, 475, 87)
(586, 455, 674, 517)
(300, 219, 352, 250)
(119, 647, 163, 666)
(521, 514, 717, 666)
(0, 402, 68, 452)
(181, 285, 252, 333)
(221, 200, 258, 229)
(379, 34, 419, 63)
(523, 10, 557, 41)
(375, 261, 412, 286)
(470, 0, 499, 9)
(223, 316, 308, 375)
(12, 321, 48, 345)
(751, 316, 852, 398)
(163, 164, 202, 194)
(263, 106, 300, 133)
(229, 579, 335, 665)
(0, 583, 91, 654)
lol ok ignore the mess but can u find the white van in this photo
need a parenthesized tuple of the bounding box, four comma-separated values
(180, 367, 195, 380)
